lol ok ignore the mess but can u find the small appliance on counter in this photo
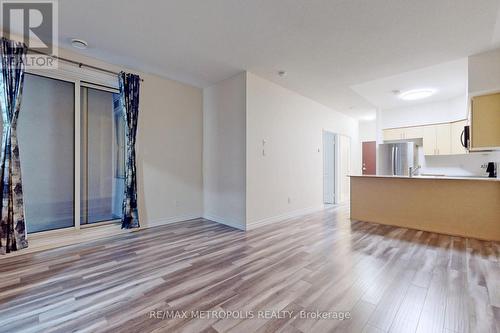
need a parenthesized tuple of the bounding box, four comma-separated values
(486, 162, 497, 178)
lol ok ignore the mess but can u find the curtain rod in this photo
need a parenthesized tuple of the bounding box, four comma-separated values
(28, 48, 144, 82)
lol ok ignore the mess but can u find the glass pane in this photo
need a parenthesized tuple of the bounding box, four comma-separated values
(18, 74, 75, 233)
(81, 87, 124, 224)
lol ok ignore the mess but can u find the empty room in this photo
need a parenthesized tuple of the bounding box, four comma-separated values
(0, 1, 499, 332)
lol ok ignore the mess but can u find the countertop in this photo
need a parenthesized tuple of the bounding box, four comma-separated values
(349, 174, 500, 181)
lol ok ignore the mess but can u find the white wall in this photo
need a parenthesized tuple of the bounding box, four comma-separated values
(468, 47, 500, 94)
(246, 72, 360, 228)
(379, 95, 467, 129)
(203, 73, 247, 230)
(137, 73, 203, 227)
(359, 120, 377, 142)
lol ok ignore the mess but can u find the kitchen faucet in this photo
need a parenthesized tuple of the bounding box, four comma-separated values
(409, 165, 421, 177)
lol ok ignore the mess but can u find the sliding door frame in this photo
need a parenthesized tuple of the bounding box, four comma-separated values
(25, 67, 120, 236)
(79, 82, 122, 227)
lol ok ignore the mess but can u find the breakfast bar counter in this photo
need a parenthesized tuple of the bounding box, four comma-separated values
(350, 175, 500, 241)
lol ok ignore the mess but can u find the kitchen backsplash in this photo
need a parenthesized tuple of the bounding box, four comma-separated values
(418, 148, 500, 177)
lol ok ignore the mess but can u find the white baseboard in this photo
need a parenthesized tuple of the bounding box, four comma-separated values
(246, 205, 324, 230)
(146, 206, 326, 232)
(144, 214, 202, 228)
(203, 213, 246, 231)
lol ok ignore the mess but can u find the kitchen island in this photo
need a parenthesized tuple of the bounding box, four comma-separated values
(350, 175, 500, 241)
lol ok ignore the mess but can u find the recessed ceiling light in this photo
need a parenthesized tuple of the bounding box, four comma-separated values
(398, 89, 435, 101)
(71, 38, 88, 50)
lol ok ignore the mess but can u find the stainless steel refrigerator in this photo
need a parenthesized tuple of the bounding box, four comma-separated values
(378, 142, 416, 176)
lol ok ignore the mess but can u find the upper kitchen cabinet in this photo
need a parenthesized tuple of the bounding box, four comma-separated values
(383, 121, 466, 156)
(422, 125, 437, 155)
(383, 128, 404, 141)
(470, 93, 500, 150)
(468, 48, 500, 150)
(404, 126, 424, 139)
(422, 123, 451, 156)
(382, 126, 423, 141)
(435, 124, 452, 155)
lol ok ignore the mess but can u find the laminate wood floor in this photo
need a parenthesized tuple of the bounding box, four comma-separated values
(0, 205, 499, 333)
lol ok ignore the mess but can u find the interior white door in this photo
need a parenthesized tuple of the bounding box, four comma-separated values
(323, 131, 335, 204)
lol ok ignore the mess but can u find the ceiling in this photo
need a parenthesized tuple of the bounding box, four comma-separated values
(58, 0, 500, 119)
(351, 58, 468, 112)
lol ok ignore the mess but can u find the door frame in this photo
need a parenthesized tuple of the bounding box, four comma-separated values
(80, 83, 123, 227)
(322, 130, 338, 204)
(24, 67, 121, 236)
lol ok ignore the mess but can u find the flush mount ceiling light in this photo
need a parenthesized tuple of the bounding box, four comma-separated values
(361, 114, 376, 121)
(70, 38, 88, 50)
(398, 89, 436, 101)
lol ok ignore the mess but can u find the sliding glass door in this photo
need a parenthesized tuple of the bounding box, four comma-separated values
(18, 74, 75, 233)
(11, 73, 124, 234)
(80, 85, 125, 225)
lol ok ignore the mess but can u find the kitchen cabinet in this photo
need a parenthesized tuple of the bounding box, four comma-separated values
(423, 124, 451, 155)
(471, 93, 500, 150)
(435, 124, 451, 155)
(451, 120, 468, 154)
(382, 126, 423, 140)
(422, 126, 437, 155)
(383, 128, 404, 140)
(383, 121, 466, 155)
(404, 126, 424, 139)
(350, 175, 500, 241)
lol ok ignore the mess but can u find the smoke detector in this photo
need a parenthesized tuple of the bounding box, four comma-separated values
(278, 70, 287, 77)
(71, 38, 88, 50)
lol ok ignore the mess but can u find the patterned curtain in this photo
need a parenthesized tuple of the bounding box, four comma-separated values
(0, 38, 28, 254)
(119, 72, 140, 229)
